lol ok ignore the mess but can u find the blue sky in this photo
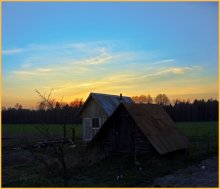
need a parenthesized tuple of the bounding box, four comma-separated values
(2, 2, 218, 108)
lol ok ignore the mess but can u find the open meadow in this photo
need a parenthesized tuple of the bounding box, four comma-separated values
(2, 122, 218, 187)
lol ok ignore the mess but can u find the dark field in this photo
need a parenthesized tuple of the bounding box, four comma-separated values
(2, 122, 218, 187)
(3, 121, 218, 137)
(177, 122, 218, 137)
(2, 124, 82, 139)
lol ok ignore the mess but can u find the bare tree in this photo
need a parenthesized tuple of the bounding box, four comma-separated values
(132, 95, 145, 104)
(69, 98, 84, 107)
(155, 94, 171, 106)
(132, 96, 138, 103)
(132, 94, 153, 104)
(14, 103, 22, 110)
(146, 95, 153, 104)
(27, 89, 70, 186)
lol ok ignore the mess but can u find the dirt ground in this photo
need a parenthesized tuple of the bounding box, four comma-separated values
(152, 156, 218, 187)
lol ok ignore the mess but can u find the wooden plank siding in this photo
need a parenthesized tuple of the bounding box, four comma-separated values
(92, 103, 188, 155)
(79, 93, 134, 142)
(81, 98, 108, 123)
(134, 126, 154, 154)
(81, 98, 108, 141)
(99, 109, 153, 154)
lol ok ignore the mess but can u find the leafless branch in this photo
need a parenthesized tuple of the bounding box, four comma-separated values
(35, 89, 54, 109)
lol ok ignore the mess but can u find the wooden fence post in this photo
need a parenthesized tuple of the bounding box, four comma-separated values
(72, 128, 75, 142)
(206, 132, 210, 153)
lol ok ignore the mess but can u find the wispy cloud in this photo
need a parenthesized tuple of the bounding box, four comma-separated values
(157, 67, 193, 75)
(9, 42, 125, 78)
(3, 41, 114, 56)
(52, 65, 202, 93)
(2, 48, 24, 55)
(139, 66, 202, 79)
(3, 40, 209, 108)
(152, 59, 176, 65)
(10, 53, 113, 78)
(83, 54, 113, 65)
(11, 68, 55, 77)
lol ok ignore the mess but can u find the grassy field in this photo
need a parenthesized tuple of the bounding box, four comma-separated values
(2, 122, 218, 187)
(2, 121, 218, 150)
(2, 121, 218, 138)
(2, 123, 82, 137)
(176, 122, 218, 137)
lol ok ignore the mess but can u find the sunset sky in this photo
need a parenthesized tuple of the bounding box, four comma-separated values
(2, 2, 218, 108)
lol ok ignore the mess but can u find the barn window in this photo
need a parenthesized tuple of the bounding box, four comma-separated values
(92, 118, 100, 128)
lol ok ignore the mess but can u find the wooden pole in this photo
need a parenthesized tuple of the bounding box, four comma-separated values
(72, 128, 75, 142)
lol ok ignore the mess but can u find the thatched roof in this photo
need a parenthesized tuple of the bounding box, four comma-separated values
(93, 103, 189, 154)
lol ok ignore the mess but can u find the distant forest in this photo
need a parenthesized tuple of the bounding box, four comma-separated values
(2, 94, 218, 124)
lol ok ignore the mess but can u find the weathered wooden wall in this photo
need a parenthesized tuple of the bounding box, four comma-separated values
(81, 97, 108, 141)
(81, 98, 108, 125)
(98, 106, 154, 154)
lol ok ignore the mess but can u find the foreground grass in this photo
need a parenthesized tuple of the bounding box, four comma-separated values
(2, 122, 218, 187)
(3, 147, 217, 187)
(68, 151, 217, 187)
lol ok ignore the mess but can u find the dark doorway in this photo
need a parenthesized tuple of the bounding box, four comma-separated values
(115, 115, 133, 153)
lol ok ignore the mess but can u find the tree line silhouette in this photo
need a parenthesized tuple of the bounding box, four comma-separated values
(2, 98, 84, 124)
(2, 94, 218, 124)
(132, 94, 218, 122)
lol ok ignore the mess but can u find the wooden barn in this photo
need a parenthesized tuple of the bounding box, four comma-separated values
(78, 92, 133, 142)
(91, 103, 188, 154)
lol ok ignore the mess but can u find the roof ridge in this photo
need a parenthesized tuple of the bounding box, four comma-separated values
(90, 92, 131, 98)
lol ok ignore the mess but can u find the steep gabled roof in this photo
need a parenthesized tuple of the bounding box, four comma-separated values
(123, 103, 189, 154)
(93, 103, 188, 154)
(79, 92, 134, 117)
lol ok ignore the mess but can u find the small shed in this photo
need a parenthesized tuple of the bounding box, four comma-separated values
(92, 103, 188, 154)
(78, 92, 133, 142)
